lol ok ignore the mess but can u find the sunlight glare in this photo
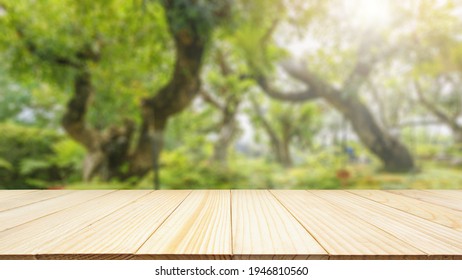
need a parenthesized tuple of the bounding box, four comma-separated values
(354, 0, 391, 28)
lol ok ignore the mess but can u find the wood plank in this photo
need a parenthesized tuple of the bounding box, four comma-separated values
(423, 190, 462, 200)
(271, 190, 424, 259)
(231, 190, 326, 260)
(136, 190, 231, 260)
(0, 190, 114, 232)
(0, 190, 38, 200)
(0, 190, 150, 259)
(38, 190, 190, 259)
(350, 190, 462, 231)
(389, 190, 462, 212)
(312, 190, 462, 258)
(0, 190, 73, 212)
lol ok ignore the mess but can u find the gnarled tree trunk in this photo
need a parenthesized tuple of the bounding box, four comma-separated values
(62, 68, 135, 181)
(212, 107, 239, 166)
(13, 0, 231, 187)
(325, 93, 414, 172)
(258, 59, 415, 172)
(250, 97, 293, 168)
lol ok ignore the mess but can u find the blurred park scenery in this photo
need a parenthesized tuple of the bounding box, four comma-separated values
(0, 0, 461, 190)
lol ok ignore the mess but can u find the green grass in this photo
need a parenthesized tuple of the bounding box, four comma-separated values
(63, 161, 462, 190)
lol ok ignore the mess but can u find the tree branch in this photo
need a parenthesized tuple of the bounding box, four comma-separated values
(200, 89, 225, 110)
(257, 75, 319, 102)
(261, 19, 280, 46)
(342, 31, 401, 96)
(414, 80, 460, 130)
(367, 80, 390, 129)
(14, 22, 101, 68)
(15, 27, 83, 68)
(249, 96, 280, 146)
(61, 69, 101, 151)
(216, 48, 232, 77)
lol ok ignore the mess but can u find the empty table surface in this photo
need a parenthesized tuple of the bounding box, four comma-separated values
(0, 189, 461, 260)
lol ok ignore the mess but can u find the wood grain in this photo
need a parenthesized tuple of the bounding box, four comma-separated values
(312, 190, 462, 258)
(0, 190, 113, 232)
(271, 190, 424, 259)
(350, 190, 462, 231)
(0, 190, 38, 200)
(389, 190, 462, 212)
(232, 190, 327, 260)
(0, 190, 149, 258)
(38, 190, 190, 259)
(0, 190, 73, 212)
(0, 189, 461, 260)
(423, 190, 462, 201)
(136, 190, 232, 259)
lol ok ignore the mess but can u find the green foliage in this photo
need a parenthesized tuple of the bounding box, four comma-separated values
(0, 0, 461, 191)
(50, 139, 86, 170)
(0, 66, 32, 122)
(0, 0, 173, 129)
(0, 157, 13, 171)
(162, 0, 231, 40)
(164, 106, 215, 155)
(149, 150, 246, 189)
(0, 122, 82, 189)
(0, 122, 58, 188)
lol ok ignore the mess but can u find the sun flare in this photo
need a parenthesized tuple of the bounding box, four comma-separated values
(354, 0, 392, 28)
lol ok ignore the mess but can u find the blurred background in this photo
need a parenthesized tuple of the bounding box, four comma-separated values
(0, 0, 461, 190)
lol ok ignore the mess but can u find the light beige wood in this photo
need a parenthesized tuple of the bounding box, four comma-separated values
(0, 190, 149, 258)
(231, 190, 326, 260)
(136, 190, 231, 260)
(350, 190, 462, 231)
(312, 190, 462, 257)
(0, 190, 114, 232)
(39, 190, 190, 258)
(0, 190, 38, 200)
(0, 189, 461, 260)
(0, 190, 73, 212)
(423, 190, 462, 201)
(271, 190, 424, 259)
(390, 190, 462, 212)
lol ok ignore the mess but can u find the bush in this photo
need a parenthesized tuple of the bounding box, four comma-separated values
(0, 122, 84, 189)
(156, 150, 246, 189)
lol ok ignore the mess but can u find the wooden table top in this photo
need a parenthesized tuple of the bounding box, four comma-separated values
(0, 189, 461, 260)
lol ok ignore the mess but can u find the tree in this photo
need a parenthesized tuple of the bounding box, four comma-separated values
(0, 0, 231, 187)
(240, 1, 416, 172)
(250, 95, 320, 167)
(415, 76, 462, 148)
(404, 0, 462, 149)
(200, 47, 251, 166)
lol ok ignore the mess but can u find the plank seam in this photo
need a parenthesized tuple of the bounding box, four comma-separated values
(268, 190, 329, 257)
(0, 190, 118, 233)
(133, 190, 193, 255)
(385, 190, 462, 212)
(28, 190, 153, 259)
(307, 190, 428, 257)
(347, 190, 462, 232)
(76, 190, 155, 230)
(0, 190, 39, 201)
(0, 191, 77, 213)
(229, 189, 234, 257)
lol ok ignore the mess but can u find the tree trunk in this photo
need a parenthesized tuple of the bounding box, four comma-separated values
(453, 127, 462, 150)
(213, 117, 237, 166)
(261, 59, 415, 172)
(326, 94, 415, 172)
(127, 1, 232, 187)
(275, 139, 292, 168)
(62, 69, 135, 181)
(211, 96, 240, 166)
(18, 1, 231, 186)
